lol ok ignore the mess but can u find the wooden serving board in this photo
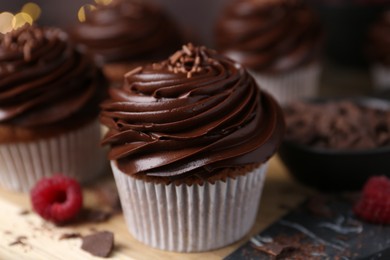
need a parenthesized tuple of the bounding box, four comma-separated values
(0, 156, 314, 260)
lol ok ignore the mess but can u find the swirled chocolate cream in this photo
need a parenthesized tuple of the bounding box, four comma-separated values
(69, 0, 182, 84)
(215, 0, 322, 73)
(0, 25, 105, 142)
(101, 44, 285, 183)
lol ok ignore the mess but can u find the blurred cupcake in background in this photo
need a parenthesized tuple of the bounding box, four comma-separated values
(367, 9, 390, 91)
(215, 0, 323, 104)
(69, 0, 183, 86)
(0, 25, 107, 192)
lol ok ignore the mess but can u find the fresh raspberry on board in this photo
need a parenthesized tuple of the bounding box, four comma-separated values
(354, 175, 390, 225)
(30, 175, 83, 224)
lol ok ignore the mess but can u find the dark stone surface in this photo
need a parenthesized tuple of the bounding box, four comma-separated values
(225, 194, 390, 260)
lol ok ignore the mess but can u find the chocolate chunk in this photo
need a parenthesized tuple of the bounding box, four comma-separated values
(81, 231, 114, 258)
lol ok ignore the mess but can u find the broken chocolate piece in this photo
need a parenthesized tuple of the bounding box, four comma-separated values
(81, 231, 114, 258)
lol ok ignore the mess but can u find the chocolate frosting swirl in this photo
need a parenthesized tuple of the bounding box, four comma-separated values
(215, 0, 322, 73)
(0, 25, 102, 127)
(368, 10, 390, 66)
(101, 44, 284, 179)
(70, 0, 181, 63)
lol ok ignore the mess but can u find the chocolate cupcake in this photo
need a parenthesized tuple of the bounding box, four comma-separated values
(368, 10, 390, 90)
(69, 0, 182, 86)
(215, 0, 323, 104)
(0, 25, 107, 192)
(101, 44, 285, 252)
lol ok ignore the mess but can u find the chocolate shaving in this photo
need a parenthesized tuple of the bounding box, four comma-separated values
(252, 243, 297, 257)
(81, 231, 114, 258)
(19, 209, 30, 215)
(9, 236, 27, 247)
(59, 232, 82, 240)
(251, 234, 330, 259)
(284, 101, 390, 150)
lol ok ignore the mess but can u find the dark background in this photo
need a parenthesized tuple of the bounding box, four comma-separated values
(0, 0, 388, 66)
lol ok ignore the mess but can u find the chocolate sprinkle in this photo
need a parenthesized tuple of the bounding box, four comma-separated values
(81, 231, 114, 258)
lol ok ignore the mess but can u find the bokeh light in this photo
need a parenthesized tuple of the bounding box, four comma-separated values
(95, 0, 113, 5)
(0, 2, 41, 34)
(21, 2, 41, 21)
(0, 12, 14, 34)
(78, 4, 96, 22)
(12, 12, 33, 30)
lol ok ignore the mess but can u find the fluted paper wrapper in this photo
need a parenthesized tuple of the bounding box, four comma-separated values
(111, 161, 268, 252)
(371, 64, 390, 91)
(251, 63, 321, 105)
(0, 119, 106, 192)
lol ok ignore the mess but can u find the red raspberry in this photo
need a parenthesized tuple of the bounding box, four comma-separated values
(30, 175, 83, 224)
(354, 175, 390, 225)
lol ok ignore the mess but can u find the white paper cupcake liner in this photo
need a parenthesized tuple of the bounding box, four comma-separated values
(251, 63, 321, 105)
(0, 119, 106, 192)
(371, 64, 390, 91)
(111, 161, 268, 252)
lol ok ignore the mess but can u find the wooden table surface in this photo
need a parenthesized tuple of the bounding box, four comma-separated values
(0, 156, 315, 260)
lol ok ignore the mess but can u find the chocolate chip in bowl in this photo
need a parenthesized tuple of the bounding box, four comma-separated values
(279, 97, 390, 191)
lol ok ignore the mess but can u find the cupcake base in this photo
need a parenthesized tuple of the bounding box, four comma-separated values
(0, 119, 106, 192)
(371, 64, 390, 91)
(251, 63, 321, 105)
(111, 161, 268, 252)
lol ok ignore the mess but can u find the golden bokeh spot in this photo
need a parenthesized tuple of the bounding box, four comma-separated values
(0, 12, 14, 34)
(12, 12, 33, 30)
(95, 0, 113, 5)
(78, 4, 96, 22)
(21, 2, 41, 21)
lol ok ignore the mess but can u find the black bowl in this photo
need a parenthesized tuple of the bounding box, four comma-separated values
(279, 97, 390, 191)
